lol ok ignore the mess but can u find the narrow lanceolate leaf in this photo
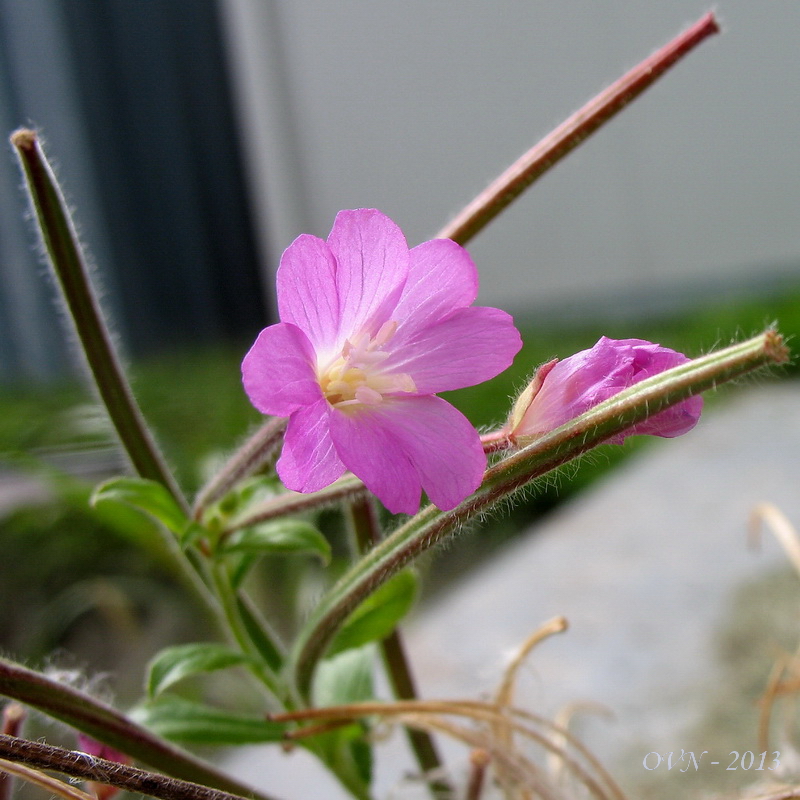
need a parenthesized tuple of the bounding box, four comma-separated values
(327, 570, 417, 657)
(10, 129, 185, 511)
(132, 697, 285, 745)
(146, 644, 253, 699)
(312, 647, 375, 710)
(92, 477, 189, 536)
(310, 646, 376, 792)
(222, 519, 331, 564)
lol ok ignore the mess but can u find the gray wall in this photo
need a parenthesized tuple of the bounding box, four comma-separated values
(221, 1, 800, 320)
(0, 0, 267, 383)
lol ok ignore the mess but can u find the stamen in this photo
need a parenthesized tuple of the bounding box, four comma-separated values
(317, 321, 415, 410)
(355, 386, 383, 405)
(373, 320, 398, 348)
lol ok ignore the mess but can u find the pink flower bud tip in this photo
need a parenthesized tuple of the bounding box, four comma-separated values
(506, 336, 703, 445)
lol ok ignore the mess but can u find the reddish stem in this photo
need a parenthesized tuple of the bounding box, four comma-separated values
(437, 12, 720, 245)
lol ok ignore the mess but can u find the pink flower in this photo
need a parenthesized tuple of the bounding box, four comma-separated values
(242, 209, 522, 513)
(506, 336, 703, 444)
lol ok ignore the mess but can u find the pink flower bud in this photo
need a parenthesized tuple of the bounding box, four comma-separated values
(506, 336, 703, 445)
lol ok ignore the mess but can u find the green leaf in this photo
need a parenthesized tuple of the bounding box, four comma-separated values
(146, 643, 253, 698)
(76, 484, 177, 567)
(222, 519, 331, 564)
(310, 647, 375, 793)
(229, 552, 258, 589)
(312, 646, 375, 709)
(91, 477, 188, 535)
(132, 696, 285, 745)
(179, 522, 206, 549)
(328, 570, 418, 657)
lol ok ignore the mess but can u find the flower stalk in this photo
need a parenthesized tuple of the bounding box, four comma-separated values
(436, 11, 720, 245)
(345, 499, 448, 793)
(223, 474, 366, 535)
(290, 331, 788, 695)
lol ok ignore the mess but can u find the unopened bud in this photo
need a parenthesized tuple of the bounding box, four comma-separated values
(505, 337, 703, 445)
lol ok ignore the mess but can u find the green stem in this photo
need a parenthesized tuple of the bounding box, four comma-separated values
(290, 331, 787, 695)
(224, 475, 367, 535)
(209, 563, 285, 703)
(0, 658, 276, 800)
(436, 11, 719, 245)
(10, 129, 226, 638)
(10, 129, 187, 514)
(345, 500, 448, 795)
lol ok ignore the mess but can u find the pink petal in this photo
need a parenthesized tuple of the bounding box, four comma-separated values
(329, 396, 485, 513)
(242, 323, 321, 416)
(514, 337, 703, 443)
(277, 399, 346, 492)
(384, 306, 522, 393)
(392, 239, 479, 333)
(329, 409, 420, 514)
(277, 234, 340, 353)
(326, 209, 409, 340)
(627, 393, 703, 440)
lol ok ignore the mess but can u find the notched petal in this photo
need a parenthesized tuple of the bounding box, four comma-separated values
(326, 209, 409, 340)
(386, 306, 522, 394)
(277, 234, 340, 352)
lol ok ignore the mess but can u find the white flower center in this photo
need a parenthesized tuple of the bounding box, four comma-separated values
(318, 320, 416, 409)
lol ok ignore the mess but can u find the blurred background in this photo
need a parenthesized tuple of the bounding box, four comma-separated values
(1, 2, 800, 796)
(3, 0, 800, 382)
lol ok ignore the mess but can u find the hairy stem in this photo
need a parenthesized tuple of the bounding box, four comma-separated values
(345, 500, 448, 795)
(290, 331, 787, 694)
(0, 658, 273, 800)
(10, 129, 187, 512)
(0, 735, 277, 800)
(436, 11, 720, 245)
(223, 474, 367, 535)
(10, 128, 228, 624)
(0, 705, 25, 800)
(193, 418, 287, 519)
(0, 756, 93, 800)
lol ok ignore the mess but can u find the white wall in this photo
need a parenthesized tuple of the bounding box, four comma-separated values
(221, 1, 800, 319)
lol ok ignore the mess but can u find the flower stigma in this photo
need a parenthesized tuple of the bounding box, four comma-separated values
(318, 320, 416, 409)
